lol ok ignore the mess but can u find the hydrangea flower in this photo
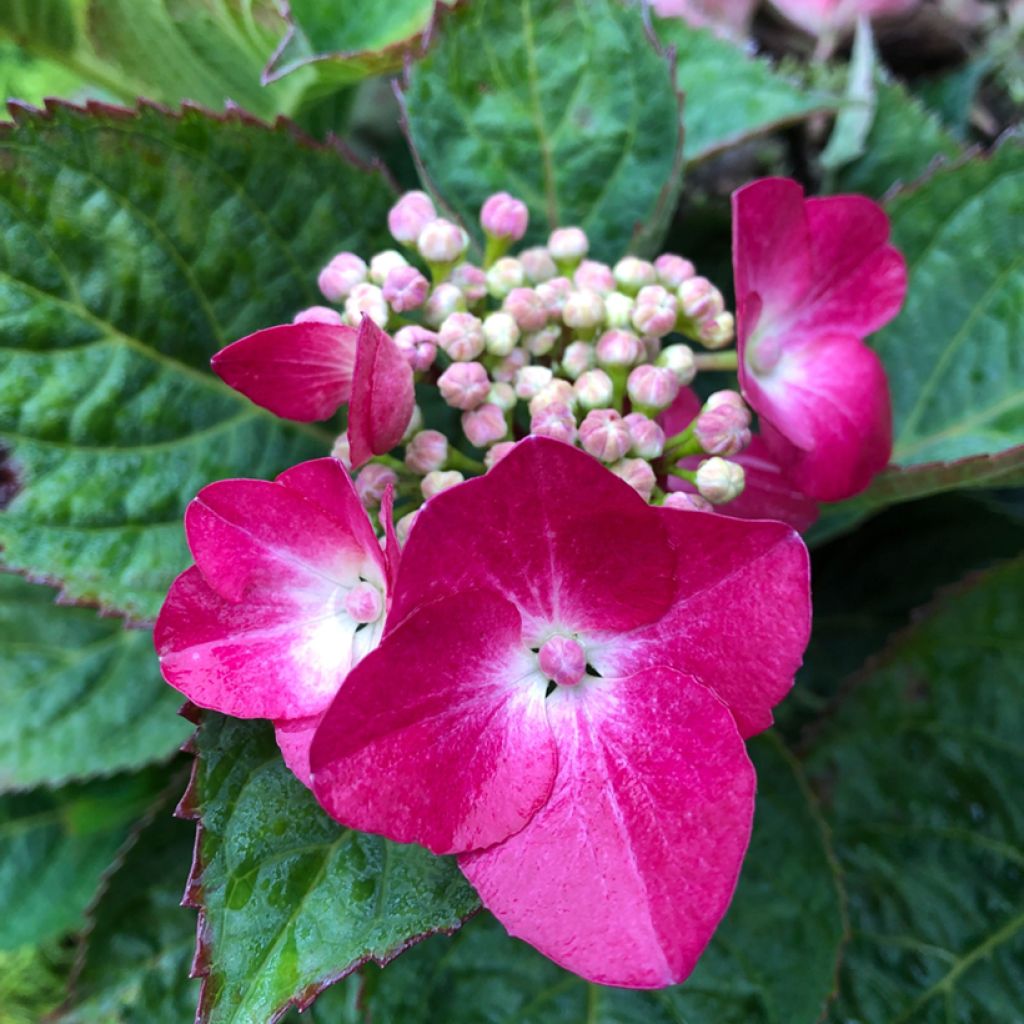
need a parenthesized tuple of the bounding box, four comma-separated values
(733, 178, 907, 501)
(154, 458, 399, 785)
(309, 437, 811, 987)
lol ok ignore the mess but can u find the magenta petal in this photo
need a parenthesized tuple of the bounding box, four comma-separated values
(591, 514, 810, 737)
(378, 484, 401, 594)
(274, 714, 323, 789)
(460, 667, 755, 988)
(310, 590, 556, 856)
(211, 323, 357, 421)
(347, 317, 415, 469)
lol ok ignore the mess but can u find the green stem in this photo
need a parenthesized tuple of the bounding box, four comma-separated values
(445, 447, 485, 475)
(370, 453, 406, 473)
(483, 235, 509, 269)
(666, 465, 697, 482)
(693, 350, 738, 372)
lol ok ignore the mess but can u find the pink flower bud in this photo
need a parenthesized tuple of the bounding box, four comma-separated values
(451, 262, 488, 304)
(345, 581, 384, 623)
(560, 340, 595, 379)
(395, 509, 419, 545)
(293, 305, 345, 326)
(421, 469, 464, 500)
(695, 457, 745, 504)
(678, 276, 725, 321)
(595, 328, 643, 368)
(694, 405, 752, 457)
(486, 257, 525, 299)
(548, 226, 589, 264)
(623, 412, 666, 458)
(480, 191, 529, 241)
(657, 343, 697, 385)
(355, 463, 398, 508)
(515, 365, 554, 400)
(503, 287, 549, 331)
(626, 364, 680, 411)
(318, 252, 366, 302)
(344, 282, 389, 328)
(487, 381, 517, 411)
(369, 249, 408, 285)
(643, 335, 662, 363)
(528, 379, 576, 416)
(530, 401, 577, 444)
(393, 325, 438, 372)
(382, 265, 429, 312)
(631, 284, 678, 338)
(573, 260, 616, 295)
(404, 429, 449, 474)
(491, 347, 528, 383)
(538, 634, 586, 687)
(579, 409, 631, 463)
(462, 403, 508, 447)
(699, 311, 735, 349)
(520, 246, 558, 283)
(483, 311, 521, 356)
(611, 457, 657, 502)
(536, 276, 572, 316)
(388, 190, 437, 245)
(663, 491, 713, 513)
(603, 291, 635, 329)
(654, 253, 696, 289)
(438, 361, 490, 410)
(613, 255, 657, 294)
(423, 282, 466, 326)
(331, 432, 351, 468)
(705, 389, 747, 412)
(485, 441, 516, 470)
(438, 312, 486, 362)
(418, 218, 468, 264)
(525, 326, 561, 357)
(562, 289, 605, 331)
(573, 368, 615, 409)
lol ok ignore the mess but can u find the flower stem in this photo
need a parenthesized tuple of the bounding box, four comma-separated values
(693, 351, 738, 372)
(445, 447, 485, 475)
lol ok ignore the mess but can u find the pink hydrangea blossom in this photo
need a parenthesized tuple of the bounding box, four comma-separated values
(309, 437, 810, 988)
(652, 0, 757, 40)
(733, 178, 906, 501)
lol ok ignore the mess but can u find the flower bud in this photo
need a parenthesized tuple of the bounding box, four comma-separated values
(678, 276, 725, 321)
(404, 429, 449, 474)
(573, 368, 615, 409)
(560, 340, 595, 380)
(403, 404, 424, 440)
(395, 509, 419, 545)
(623, 412, 665, 459)
(318, 252, 366, 302)
(369, 249, 408, 285)
(562, 289, 605, 331)
(355, 463, 398, 508)
(695, 457, 745, 504)
(656, 343, 697, 385)
(345, 581, 384, 623)
(663, 491, 713, 513)
(483, 311, 521, 356)
(613, 255, 657, 294)
(538, 634, 586, 687)
(393, 325, 437, 372)
(579, 409, 632, 463)
(603, 290, 635, 329)
(480, 191, 529, 241)
(536, 276, 572, 316)
(451, 262, 488, 304)
(520, 246, 557, 283)
(423, 282, 465, 326)
(421, 469, 464, 500)
(573, 260, 616, 295)
(418, 218, 468, 264)
(699, 311, 735, 349)
(530, 401, 577, 444)
(547, 226, 588, 266)
(485, 441, 517, 470)
(462, 403, 509, 447)
(382, 265, 429, 313)
(654, 253, 696, 289)
(438, 312, 486, 362)
(484, 257, 524, 300)
(595, 328, 642, 368)
(438, 361, 490, 410)
(643, 335, 662, 363)
(525, 325, 561, 357)
(388, 190, 436, 245)
(344, 283, 389, 328)
(631, 285, 678, 338)
(705, 389, 747, 412)
(626, 364, 680, 412)
(515, 365, 553, 400)
(694, 404, 751, 457)
(293, 305, 345, 326)
(491, 348, 528, 383)
(611, 458, 657, 502)
(331, 432, 351, 468)
(529, 379, 576, 416)
(503, 287, 549, 331)
(487, 381, 517, 411)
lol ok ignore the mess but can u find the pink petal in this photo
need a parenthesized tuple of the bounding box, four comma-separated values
(274, 714, 323, 789)
(378, 484, 401, 595)
(590, 514, 810, 737)
(387, 437, 677, 641)
(211, 323, 357, 421)
(347, 317, 416, 469)
(310, 590, 556, 856)
(460, 667, 755, 988)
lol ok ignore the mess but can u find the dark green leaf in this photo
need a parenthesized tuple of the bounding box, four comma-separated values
(354, 733, 843, 1024)
(807, 557, 1024, 1022)
(0, 0, 76, 55)
(186, 714, 479, 1024)
(402, 0, 683, 261)
(0, 102, 395, 621)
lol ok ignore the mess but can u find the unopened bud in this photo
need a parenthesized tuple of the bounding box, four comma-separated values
(438, 361, 490, 410)
(531, 401, 577, 444)
(656, 343, 697, 385)
(491, 348, 528, 383)
(626, 364, 680, 412)
(345, 283, 389, 328)
(485, 441, 517, 470)
(623, 412, 665, 459)
(573, 368, 615, 409)
(515, 365, 554, 400)
(538, 634, 586, 687)
(595, 328, 642, 368)
(382, 265, 429, 312)
(421, 469, 464, 500)
(462, 403, 508, 447)
(487, 381, 517, 411)
(699, 311, 735, 349)
(395, 509, 419, 545)
(705, 389, 747, 412)
(654, 253, 696, 289)
(439, 312, 486, 362)
(504, 287, 549, 332)
(355, 463, 398, 508)
(405, 429, 449, 474)
(480, 191, 529, 241)
(695, 457, 745, 504)
(613, 256, 657, 294)
(294, 305, 345, 326)
(345, 581, 384, 623)
(611, 458, 657, 502)
(483, 311, 521, 356)
(451, 262, 488, 304)
(560, 340, 595, 380)
(548, 226, 589, 266)
(520, 246, 557, 283)
(369, 249, 408, 285)
(331, 432, 351, 468)
(603, 290, 635, 329)
(486, 257, 526, 299)
(536, 276, 572, 316)
(663, 491, 713, 513)
(393, 325, 437, 372)
(579, 409, 632, 463)
(631, 285, 678, 338)
(573, 260, 616, 295)
(529, 379, 576, 416)
(525, 326, 561, 357)
(562, 289, 606, 331)
(388, 190, 436, 245)
(418, 218, 468, 264)
(694, 404, 751, 457)
(678, 276, 725, 321)
(318, 252, 366, 302)
(423, 282, 465, 326)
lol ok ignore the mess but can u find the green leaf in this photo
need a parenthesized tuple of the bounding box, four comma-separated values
(0, 573, 190, 791)
(0, 38, 95, 110)
(806, 557, 1024, 1022)
(0, 769, 165, 950)
(186, 714, 479, 1024)
(0, 0, 76, 55)
(355, 733, 844, 1024)
(653, 18, 835, 165)
(0, 102, 395, 621)
(402, 0, 683, 261)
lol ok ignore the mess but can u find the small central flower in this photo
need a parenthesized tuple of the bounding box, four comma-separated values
(537, 634, 586, 688)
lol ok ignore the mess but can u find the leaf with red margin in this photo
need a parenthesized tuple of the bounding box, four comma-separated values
(178, 711, 479, 1024)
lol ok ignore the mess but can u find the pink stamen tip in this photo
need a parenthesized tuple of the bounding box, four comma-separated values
(538, 634, 587, 688)
(344, 582, 383, 624)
